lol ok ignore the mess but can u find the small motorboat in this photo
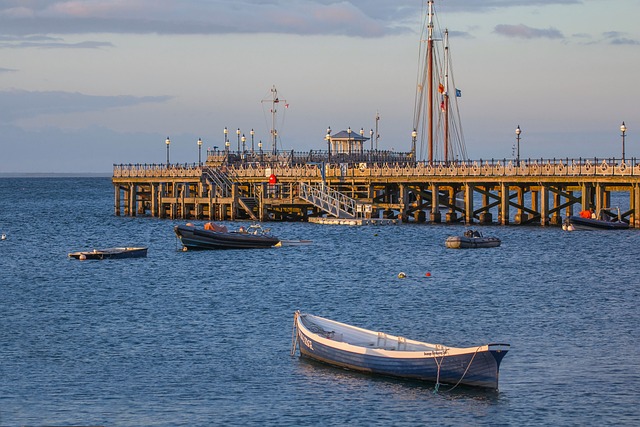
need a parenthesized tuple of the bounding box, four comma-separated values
(292, 311, 510, 390)
(445, 230, 501, 249)
(174, 222, 280, 250)
(564, 207, 629, 231)
(68, 247, 148, 260)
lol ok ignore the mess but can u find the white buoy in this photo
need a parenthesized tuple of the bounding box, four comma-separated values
(398, 272, 406, 279)
(79, 254, 87, 260)
(1, 233, 6, 240)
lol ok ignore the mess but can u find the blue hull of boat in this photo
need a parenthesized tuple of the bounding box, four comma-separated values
(68, 247, 148, 260)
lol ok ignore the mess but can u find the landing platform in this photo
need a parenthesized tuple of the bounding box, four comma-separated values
(308, 217, 398, 226)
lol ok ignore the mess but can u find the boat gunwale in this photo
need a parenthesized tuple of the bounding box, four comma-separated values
(297, 313, 500, 359)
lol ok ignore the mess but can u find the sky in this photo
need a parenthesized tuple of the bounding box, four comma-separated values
(0, 0, 638, 173)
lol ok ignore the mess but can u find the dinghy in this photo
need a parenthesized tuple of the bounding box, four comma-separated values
(292, 312, 509, 390)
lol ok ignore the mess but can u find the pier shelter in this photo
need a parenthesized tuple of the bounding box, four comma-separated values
(113, 153, 640, 228)
(327, 129, 369, 156)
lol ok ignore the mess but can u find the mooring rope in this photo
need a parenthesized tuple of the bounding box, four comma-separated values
(435, 346, 482, 393)
(290, 311, 300, 356)
(433, 351, 445, 393)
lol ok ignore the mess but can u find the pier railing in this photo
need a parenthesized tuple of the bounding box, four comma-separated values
(114, 158, 640, 179)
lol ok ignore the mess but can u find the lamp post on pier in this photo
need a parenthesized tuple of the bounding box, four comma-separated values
(236, 128, 241, 153)
(621, 121, 627, 163)
(165, 136, 170, 166)
(326, 127, 331, 163)
(411, 128, 417, 159)
(197, 137, 202, 165)
(515, 125, 522, 166)
(250, 129, 255, 153)
(241, 134, 246, 160)
(224, 127, 228, 153)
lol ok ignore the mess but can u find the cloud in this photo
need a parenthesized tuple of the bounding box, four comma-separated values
(603, 31, 639, 45)
(494, 24, 564, 39)
(0, 40, 113, 49)
(0, 0, 581, 39)
(0, 90, 172, 122)
(0, 67, 18, 73)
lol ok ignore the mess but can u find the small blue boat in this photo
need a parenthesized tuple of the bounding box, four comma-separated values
(68, 247, 148, 260)
(293, 311, 509, 390)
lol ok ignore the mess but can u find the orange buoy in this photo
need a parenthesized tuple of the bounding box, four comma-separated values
(425, 272, 431, 277)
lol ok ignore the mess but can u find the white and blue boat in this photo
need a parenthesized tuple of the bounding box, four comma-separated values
(292, 311, 509, 390)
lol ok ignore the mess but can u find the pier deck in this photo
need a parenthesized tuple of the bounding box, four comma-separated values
(113, 154, 640, 227)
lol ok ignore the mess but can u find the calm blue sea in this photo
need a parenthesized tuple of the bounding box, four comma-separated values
(0, 177, 638, 426)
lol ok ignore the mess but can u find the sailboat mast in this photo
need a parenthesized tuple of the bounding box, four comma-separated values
(427, 0, 434, 164)
(375, 111, 380, 150)
(271, 86, 278, 154)
(444, 28, 450, 163)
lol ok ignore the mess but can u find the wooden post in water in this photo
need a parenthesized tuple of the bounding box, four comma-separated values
(581, 183, 592, 210)
(464, 183, 474, 224)
(566, 190, 574, 218)
(629, 183, 640, 228)
(514, 186, 527, 224)
(540, 185, 550, 226)
(430, 183, 441, 223)
(551, 187, 562, 225)
(447, 186, 460, 223)
(479, 186, 492, 224)
(500, 183, 510, 225)
(231, 183, 238, 221)
(114, 185, 121, 216)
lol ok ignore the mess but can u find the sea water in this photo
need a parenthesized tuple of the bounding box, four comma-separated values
(0, 177, 638, 426)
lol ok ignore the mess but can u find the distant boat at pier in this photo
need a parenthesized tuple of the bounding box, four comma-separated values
(564, 207, 629, 231)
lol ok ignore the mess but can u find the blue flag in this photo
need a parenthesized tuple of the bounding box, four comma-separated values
(456, 88, 462, 97)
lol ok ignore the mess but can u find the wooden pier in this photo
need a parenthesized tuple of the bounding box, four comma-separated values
(113, 152, 640, 227)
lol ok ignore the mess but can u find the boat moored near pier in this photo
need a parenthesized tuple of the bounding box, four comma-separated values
(445, 230, 501, 249)
(68, 247, 148, 260)
(175, 222, 280, 250)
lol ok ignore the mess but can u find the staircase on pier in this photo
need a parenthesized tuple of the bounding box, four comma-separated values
(202, 167, 259, 220)
(299, 182, 358, 219)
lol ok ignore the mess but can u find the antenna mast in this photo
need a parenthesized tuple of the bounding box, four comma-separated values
(261, 85, 286, 155)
